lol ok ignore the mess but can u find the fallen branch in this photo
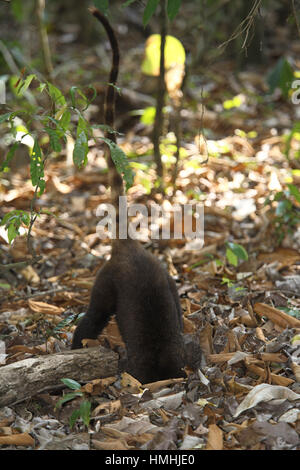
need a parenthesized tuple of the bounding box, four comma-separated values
(0, 256, 43, 271)
(245, 362, 294, 387)
(254, 302, 300, 329)
(0, 346, 118, 407)
(208, 352, 288, 364)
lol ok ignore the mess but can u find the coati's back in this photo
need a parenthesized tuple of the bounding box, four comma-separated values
(72, 238, 186, 383)
(109, 240, 185, 382)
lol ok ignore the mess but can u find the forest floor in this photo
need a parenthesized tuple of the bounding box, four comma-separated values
(0, 5, 300, 450)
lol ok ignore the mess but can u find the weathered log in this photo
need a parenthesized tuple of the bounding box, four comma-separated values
(0, 346, 118, 407)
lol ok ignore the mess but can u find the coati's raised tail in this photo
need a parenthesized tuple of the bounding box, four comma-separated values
(89, 6, 123, 211)
(71, 8, 187, 383)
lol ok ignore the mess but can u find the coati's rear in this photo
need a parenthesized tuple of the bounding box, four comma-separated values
(71, 8, 185, 383)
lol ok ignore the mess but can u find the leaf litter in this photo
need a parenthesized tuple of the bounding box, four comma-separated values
(0, 5, 300, 452)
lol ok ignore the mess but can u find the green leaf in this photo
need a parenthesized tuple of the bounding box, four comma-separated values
(0, 112, 15, 124)
(227, 242, 248, 261)
(0, 283, 11, 290)
(73, 131, 88, 167)
(77, 115, 89, 138)
(287, 184, 300, 203)
(279, 307, 300, 320)
(93, 0, 109, 14)
(69, 409, 81, 429)
(73, 116, 89, 167)
(70, 86, 96, 111)
(167, 0, 181, 20)
(11, 0, 23, 21)
(61, 378, 82, 390)
(1, 210, 21, 227)
(55, 392, 83, 409)
(274, 191, 284, 201)
(7, 223, 18, 244)
(102, 137, 135, 190)
(221, 276, 234, 287)
(122, 0, 137, 7)
(70, 86, 79, 108)
(79, 401, 91, 427)
(0, 210, 30, 244)
(59, 109, 71, 131)
(0, 142, 20, 172)
(143, 0, 159, 26)
(45, 127, 62, 152)
(30, 139, 45, 195)
(226, 248, 238, 267)
(37, 82, 47, 93)
(276, 199, 292, 217)
(21, 212, 30, 225)
(267, 57, 294, 98)
(47, 82, 66, 108)
(140, 106, 156, 125)
(91, 124, 122, 135)
(16, 74, 36, 96)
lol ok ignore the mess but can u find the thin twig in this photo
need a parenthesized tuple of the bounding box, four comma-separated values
(152, 0, 167, 188)
(35, 0, 54, 81)
(13, 287, 70, 300)
(291, 0, 300, 38)
(0, 256, 42, 271)
(218, 0, 263, 50)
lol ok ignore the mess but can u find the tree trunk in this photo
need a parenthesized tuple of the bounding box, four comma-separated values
(0, 346, 118, 407)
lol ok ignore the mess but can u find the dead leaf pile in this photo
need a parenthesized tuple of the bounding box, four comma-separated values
(0, 2, 300, 451)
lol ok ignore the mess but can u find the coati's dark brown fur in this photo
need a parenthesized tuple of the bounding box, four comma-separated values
(71, 8, 186, 383)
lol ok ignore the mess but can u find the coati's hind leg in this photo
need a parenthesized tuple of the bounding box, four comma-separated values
(71, 264, 116, 349)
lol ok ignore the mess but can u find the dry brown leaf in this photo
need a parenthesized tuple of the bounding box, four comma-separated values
(245, 363, 294, 386)
(141, 391, 185, 411)
(92, 438, 131, 450)
(20, 265, 40, 285)
(128, 433, 155, 445)
(208, 352, 237, 363)
(199, 323, 214, 356)
(258, 248, 300, 267)
(28, 299, 64, 316)
(100, 318, 124, 347)
(183, 316, 196, 333)
(7, 344, 42, 355)
(92, 399, 121, 417)
(9, 237, 28, 260)
(0, 418, 14, 427)
(121, 372, 142, 392)
(291, 362, 300, 382)
(143, 377, 184, 393)
(208, 352, 288, 365)
(259, 353, 287, 363)
(0, 426, 13, 435)
(0, 432, 35, 447)
(255, 327, 267, 342)
(233, 308, 257, 327)
(206, 424, 223, 450)
(81, 339, 100, 348)
(227, 377, 252, 394)
(101, 427, 131, 439)
(50, 174, 73, 194)
(81, 377, 116, 395)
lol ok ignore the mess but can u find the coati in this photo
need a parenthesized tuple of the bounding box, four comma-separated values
(71, 7, 186, 383)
